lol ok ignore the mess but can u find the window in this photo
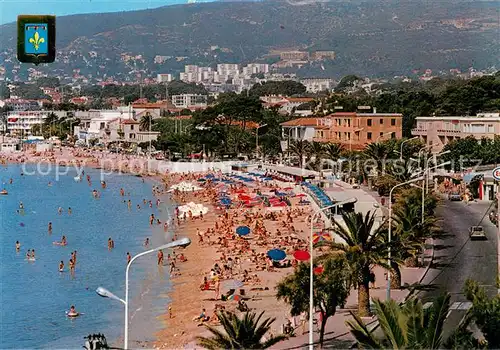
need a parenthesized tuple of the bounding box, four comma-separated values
(380, 119, 384, 125)
(391, 132, 396, 139)
(367, 132, 372, 140)
(380, 132, 384, 137)
(391, 119, 396, 126)
(130, 125, 134, 130)
(367, 119, 372, 126)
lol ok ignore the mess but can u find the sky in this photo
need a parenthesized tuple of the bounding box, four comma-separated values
(0, 0, 203, 25)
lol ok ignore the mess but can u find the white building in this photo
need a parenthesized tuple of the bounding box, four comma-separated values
(171, 94, 208, 109)
(6, 111, 50, 135)
(217, 64, 240, 79)
(300, 78, 335, 93)
(179, 65, 214, 83)
(242, 63, 269, 77)
(157, 74, 173, 83)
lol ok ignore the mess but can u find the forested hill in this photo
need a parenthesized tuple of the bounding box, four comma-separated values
(0, 0, 498, 79)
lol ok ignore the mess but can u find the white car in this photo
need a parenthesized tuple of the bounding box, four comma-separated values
(469, 226, 487, 240)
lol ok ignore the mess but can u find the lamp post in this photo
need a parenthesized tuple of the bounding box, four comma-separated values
(376, 131, 393, 142)
(387, 177, 424, 300)
(255, 123, 268, 159)
(96, 237, 191, 350)
(399, 136, 419, 161)
(425, 150, 451, 194)
(308, 197, 357, 349)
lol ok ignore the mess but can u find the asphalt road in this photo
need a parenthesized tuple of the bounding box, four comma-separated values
(419, 199, 498, 338)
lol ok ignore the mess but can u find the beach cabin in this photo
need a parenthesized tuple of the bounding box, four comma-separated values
(231, 163, 250, 172)
(0, 141, 22, 152)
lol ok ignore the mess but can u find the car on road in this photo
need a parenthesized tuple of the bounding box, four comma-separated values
(448, 192, 462, 201)
(469, 226, 487, 240)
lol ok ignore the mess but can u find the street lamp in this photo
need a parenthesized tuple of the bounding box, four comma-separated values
(387, 177, 424, 300)
(308, 197, 357, 349)
(425, 150, 451, 194)
(399, 136, 419, 161)
(376, 131, 393, 142)
(96, 237, 191, 350)
(255, 123, 268, 159)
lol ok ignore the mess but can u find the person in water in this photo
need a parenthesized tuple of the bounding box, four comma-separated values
(127, 252, 131, 264)
(30, 250, 35, 259)
(48, 222, 52, 234)
(144, 238, 150, 247)
(60, 236, 67, 246)
(15, 241, 20, 251)
(69, 259, 75, 272)
(72, 251, 77, 264)
(26, 249, 31, 259)
(59, 261, 65, 272)
(157, 249, 164, 265)
(68, 305, 78, 316)
(127, 200, 132, 210)
(68, 207, 72, 215)
(19, 202, 24, 210)
(58, 207, 63, 215)
(107, 238, 114, 250)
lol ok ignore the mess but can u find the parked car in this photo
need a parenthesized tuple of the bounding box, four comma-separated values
(469, 226, 487, 240)
(448, 192, 462, 201)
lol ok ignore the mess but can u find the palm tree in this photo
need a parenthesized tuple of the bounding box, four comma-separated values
(196, 311, 287, 349)
(325, 211, 389, 317)
(288, 139, 309, 168)
(347, 293, 480, 349)
(324, 142, 344, 161)
(139, 112, 154, 132)
(305, 141, 325, 170)
(363, 141, 396, 175)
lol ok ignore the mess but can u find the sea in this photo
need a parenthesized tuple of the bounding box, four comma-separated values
(0, 163, 175, 349)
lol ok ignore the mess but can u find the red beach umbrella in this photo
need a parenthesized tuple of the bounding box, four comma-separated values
(293, 250, 310, 261)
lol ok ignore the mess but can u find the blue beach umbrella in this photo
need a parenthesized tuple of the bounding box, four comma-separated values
(267, 249, 286, 261)
(220, 198, 232, 205)
(236, 225, 251, 236)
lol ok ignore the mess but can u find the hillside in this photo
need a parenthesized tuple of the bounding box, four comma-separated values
(0, 0, 498, 80)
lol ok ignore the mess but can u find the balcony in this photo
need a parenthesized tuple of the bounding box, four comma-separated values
(411, 128, 427, 135)
(436, 129, 461, 135)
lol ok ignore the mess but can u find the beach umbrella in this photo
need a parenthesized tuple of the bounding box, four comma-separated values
(313, 231, 332, 244)
(206, 174, 215, 179)
(220, 198, 232, 205)
(223, 279, 244, 289)
(294, 193, 307, 197)
(227, 294, 241, 301)
(236, 225, 251, 236)
(267, 249, 286, 261)
(293, 250, 310, 261)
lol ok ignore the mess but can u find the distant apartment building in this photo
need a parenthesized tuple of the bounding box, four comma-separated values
(171, 94, 208, 109)
(217, 64, 239, 77)
(157, 74, 173, 83)
(280, 51, 309, 61)
(411, 113, 500, 152)
(281, 111, 403, 150)
(300, 78, 335, 93)
(179, 66, 214, 83)
(242, 63, 269, 76)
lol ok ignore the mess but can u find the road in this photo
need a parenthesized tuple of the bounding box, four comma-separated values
(419, 199, 498, 338)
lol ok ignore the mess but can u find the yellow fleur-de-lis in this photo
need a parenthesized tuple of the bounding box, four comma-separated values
(28, 31, 45, 51)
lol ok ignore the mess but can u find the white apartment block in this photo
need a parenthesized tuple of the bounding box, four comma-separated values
(242, 63, 269, 76)
(217, 64, 240, 78)
(300, 78, 335, 93)
(171, 94, 208, 109)
(6, 111, 50, 135)
(412, 113, 500, 152)
(180, 66, 214, 83)
(157, 74, 173, 83)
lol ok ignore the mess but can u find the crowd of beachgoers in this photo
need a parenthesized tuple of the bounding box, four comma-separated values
(1, 146, 319, 349)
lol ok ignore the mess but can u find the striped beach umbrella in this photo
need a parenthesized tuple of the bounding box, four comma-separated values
(312, 231, 332, 244)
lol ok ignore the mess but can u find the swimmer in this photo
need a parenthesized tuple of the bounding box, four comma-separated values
(31, 249, 35, 259)
(48, 181, 52, 187)
(127, 200, 131, 210)
(127, 252, 131, 264)
(69, 258, 75, 272)
(58, 207, 63, 214)
(68, 305, 79, 317)
(9, 178, 13, 184)
(163, 222, 168, 232)
(144, 237, 150, 247)
(156, 219, 161, 225)
(107, 238, 114, 250)
(68, 207, 72, 215)
(120, 188, 125, 196)
(157, 249, 164, 266)
(62, 236, 67, 245)
(72, 251, 77, 264)
(15, 240, 20, 251)
(149, 214, 154, 225)
(137, 204, 141, 210)
(59, 260, 65, 272)
(19, 202, 24, 210)
(48, 222, 52, 234)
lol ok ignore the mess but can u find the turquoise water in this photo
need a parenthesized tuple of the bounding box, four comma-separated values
(0, 164, 174, 349)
